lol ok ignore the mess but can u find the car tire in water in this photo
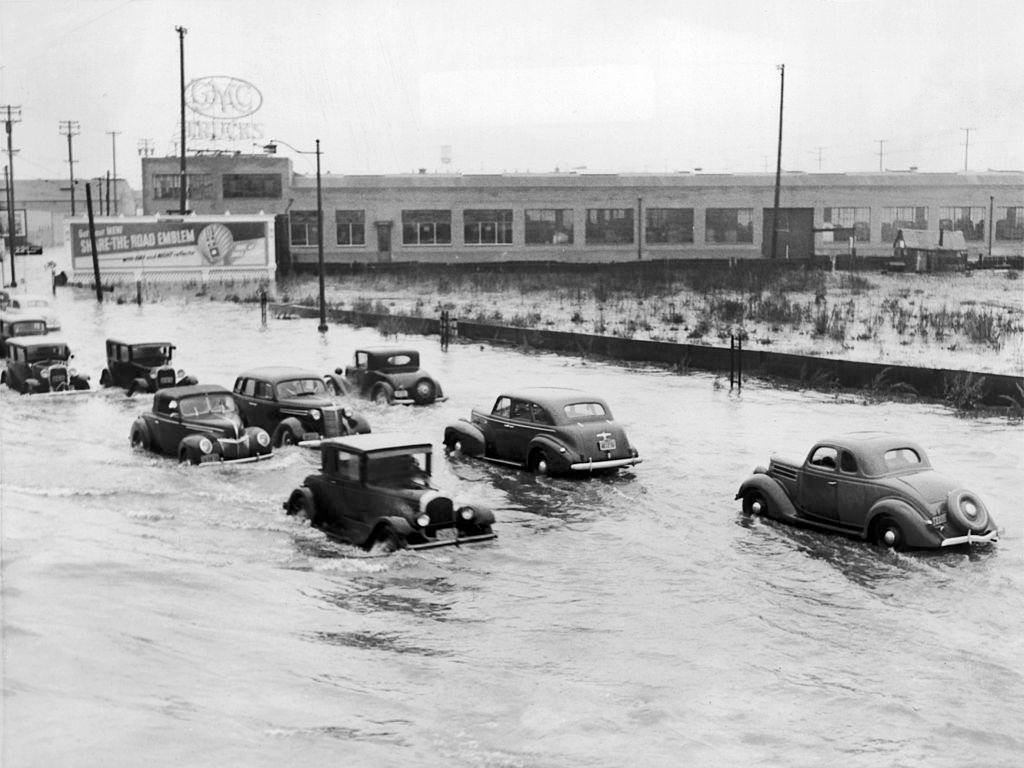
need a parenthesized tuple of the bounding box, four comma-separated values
(178, 445, 202, 465)
(368, 525, 403, 554)
(874, 516, 905, 549)
(411, 378, 437, 405)
(22, 379, 39, 395)
(443, 430, 462, 454)
(529, 449, 550, 476)
(371, 382, 394, 405)
(273, 424, 299, 448)
(128, 378, 148, 396)
(130, 425, 150, 451)
(742, 490, 771, 517)
(291, 492, 318, 525)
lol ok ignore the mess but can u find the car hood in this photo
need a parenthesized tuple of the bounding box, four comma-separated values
(187, 414, 245, 438)
(893, 470, 958, 504)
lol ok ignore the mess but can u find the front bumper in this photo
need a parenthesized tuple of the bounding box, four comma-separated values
(408, 529, 497, 550)
(569, 456, 643, 472)
(940, 529, 999, 547)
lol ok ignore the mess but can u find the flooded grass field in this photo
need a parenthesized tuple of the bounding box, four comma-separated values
(2, 264, 1023, 766)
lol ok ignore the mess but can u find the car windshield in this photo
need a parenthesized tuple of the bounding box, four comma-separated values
(178, 393, 237, 417)
(26, 345, 69, 362)
(366, 452, 431, 488)
(276, 378, 327, 398)
(13, 322, 46, 335)
(564, 401, 609, 421)
(133, 345, 171, 366)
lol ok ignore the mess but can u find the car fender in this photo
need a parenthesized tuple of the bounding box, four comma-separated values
(527, 434, 574, 472)
(369, 517, 415, 547)
(735, 473, 799, 521)
(458, 504, 496, 527)
(129, 418, 152, 451)
(285, 486, 316, 516)
(273, 417, 305, 445)
(445, 420, 485, 455)
(344, 411, 372, 435)
(178, 433, 219, 462)
(865, 498, 937, 547)
(323, 372, 350, 397)
(128, 377, 150, 396)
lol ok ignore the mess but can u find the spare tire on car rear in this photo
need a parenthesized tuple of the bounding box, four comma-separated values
(946, 489, 990, 534)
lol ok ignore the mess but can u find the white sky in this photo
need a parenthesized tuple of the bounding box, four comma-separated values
(1, 0, 1021, 188)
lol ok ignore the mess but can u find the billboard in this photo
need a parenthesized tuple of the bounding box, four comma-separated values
(0, 209, 28, 238)
(68, 215, 274, 279)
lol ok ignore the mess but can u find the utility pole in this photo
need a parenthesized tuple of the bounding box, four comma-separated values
(107, 130, 120, 214)
(815, 146, 824, 171)
(961, 127, 975, 171)
(138, 138, 154, 157)
(176, 26, 188, 215)
(770, 63, 785, 260)
(3, 105, 20, 285)
(59, 120, 80, 215)
(876, 139, 886, 172)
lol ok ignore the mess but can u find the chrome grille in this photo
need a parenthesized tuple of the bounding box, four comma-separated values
(49, 366, 69, 387)
(321, 406, 342, 437)
(156, 367, 176, 388)
(426, 495, 455, 524)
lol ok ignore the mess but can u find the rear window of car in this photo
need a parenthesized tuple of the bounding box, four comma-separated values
(564, 401, 608, 421)
(385, 354, 414, 367)
(884, 448, 922, 470)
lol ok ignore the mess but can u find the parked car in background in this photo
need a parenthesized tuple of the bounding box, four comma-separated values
(130, 384, 273, 464)
(444, 387, 642, 475)
(284, 433, 496, 551)
(14, 243, 43, 255)
(232, 366, 371, 447)
(1, 336, 90, 394)
(5, 293, 61, 331)
(0, 289, 12, 311)
(0, 313, 48, 357)
(99, 338, 196, 395)
(735, 432, 999, 549)
(325, 346, 446, 405)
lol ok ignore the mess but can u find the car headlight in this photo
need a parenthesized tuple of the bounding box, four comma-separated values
(256, 430, 271, 447)
(459, 506, 475, 521)
(416, 513, 431, 528)
(199, 437, 213, 454)
(342, 407, 352, 419)
(40, 366, 51, 377)
(69, 368, 78, 377)
(149, 370, 157, 379)
(310, 409, 321, 421)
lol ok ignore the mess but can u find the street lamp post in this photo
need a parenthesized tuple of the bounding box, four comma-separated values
(264, 138, 328, 333)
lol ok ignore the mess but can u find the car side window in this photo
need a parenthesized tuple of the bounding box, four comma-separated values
(530, 403, 553, 425)
(337, 454, 360, 482)
(254, 381, 272, 399)
(355, 352, 368, 368)
(492, 396, 511, 418)
(510, 400, 532, 421)
(809, 446, 838, 470)
(840, 451, 858, 473)
(240, 379, 256, 397)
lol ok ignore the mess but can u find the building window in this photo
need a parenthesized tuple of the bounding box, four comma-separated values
(152, 173, 211, 200)
(222, 173, 282, 199)
(525, 209, 574, 245)
(289, 211, 318, 246)
(402, 210, 451, 245)
(585, 208, 634, 244)
(464, 209, 513, 245)
(939, 206, 986, 241)
(646, 208, 694, 244)
(881, 206, 928, 242)
(996, 206, 1023, 241)
(335, 210, 365, 246)
(705, 208, 753, 244)
(823, 207, 870, 243)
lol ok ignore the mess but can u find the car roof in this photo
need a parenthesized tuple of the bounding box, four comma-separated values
(5, 334, 68, 348)
(357, 346, 419, 356)
(320, 433, 432, 454)
(817, 431, 925, 453)
(499, 387, 609, 408)
(153, 383, 231, 404)
(106, 338, 175, 346)
(1, 312, 47, 324)
(236, 366, 320, 381)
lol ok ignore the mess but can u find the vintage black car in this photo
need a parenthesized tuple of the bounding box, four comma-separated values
(99, 338, 196, 394)
(443, 387, 642, 475)
(1, 336, 90, 394)
(736, 432, 999, 549)
(130, 384, 273, 465)
(325, 346, 446, 405)
(284, 433, 496, 551)
(0, 313, 48, 357)
(232, 366, 371, 447)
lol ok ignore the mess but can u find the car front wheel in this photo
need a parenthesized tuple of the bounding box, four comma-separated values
(529, 449, 551, 476)
(742, 490, 771, 517)
(371, 382, 394, 405)
(874, 516, 905, 549)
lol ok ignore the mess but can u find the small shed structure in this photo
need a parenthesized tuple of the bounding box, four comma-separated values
(892, 228, 967, 272)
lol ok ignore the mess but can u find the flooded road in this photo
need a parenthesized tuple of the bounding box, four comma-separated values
(2, 282, 1023, 767)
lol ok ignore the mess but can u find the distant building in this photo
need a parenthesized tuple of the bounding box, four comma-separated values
(893, 228, 968, 272)
(138, 154, 1023, 270)
(1, 178, 136, 248)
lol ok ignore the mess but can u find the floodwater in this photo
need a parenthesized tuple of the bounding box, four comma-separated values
(2, 277, 1023, 767)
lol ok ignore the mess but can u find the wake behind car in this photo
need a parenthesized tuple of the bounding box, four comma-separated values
(443, 387, 642, 475)
(232, 366, 371, 447)
(100, 338, 196, 394)
(284, 433, 496, 551)
(326, 346, 446, 405)
(0, 313, 48, 357)
(129, 384, 272, 464)
(1, 336, 90, 394)
(735, 432, 999, 549)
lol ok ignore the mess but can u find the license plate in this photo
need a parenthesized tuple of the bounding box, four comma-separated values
(199, 453, 219, 463)
(434, 527, 458, 541)
(395, 389, 408, 398)
(598, 439, 616, 452)
(933, 512, 947, 526)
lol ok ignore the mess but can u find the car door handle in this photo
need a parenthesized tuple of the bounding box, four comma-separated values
(504, 424, 515, 429)
(827, 481, 837, 486)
